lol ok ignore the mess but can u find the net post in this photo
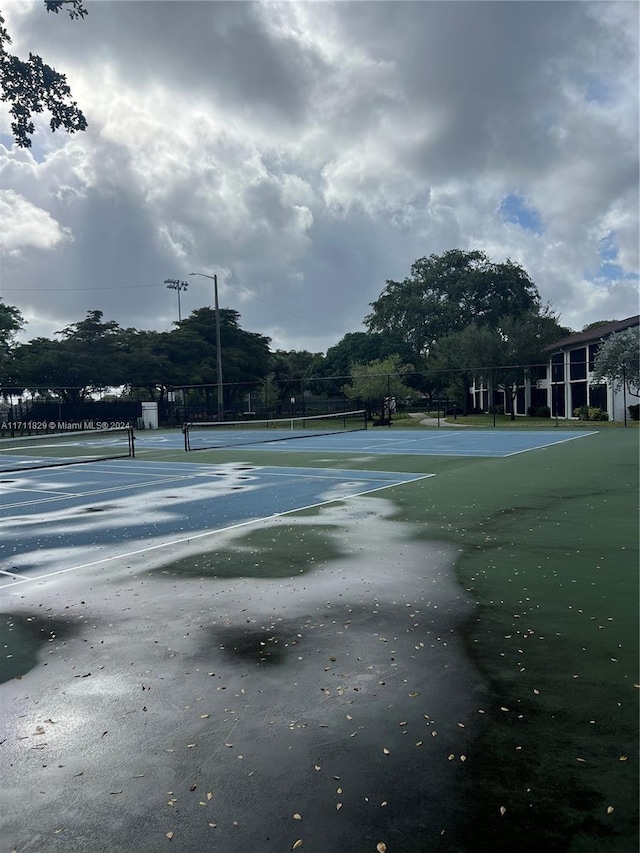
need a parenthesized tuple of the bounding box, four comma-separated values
(129, 426, 136, 458)
(183, 423, 189, 452)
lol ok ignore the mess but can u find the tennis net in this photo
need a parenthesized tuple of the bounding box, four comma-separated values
(0, 427, 135, 473)
(184, 410, 367, 451)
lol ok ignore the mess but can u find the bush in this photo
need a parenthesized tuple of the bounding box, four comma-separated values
(629, 404, 640, 421)
(536, 406, 551, 418)
(573, 405, 609, 421)
(588, 407, 609, 421)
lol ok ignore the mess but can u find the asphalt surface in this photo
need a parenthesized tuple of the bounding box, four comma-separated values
(1, 459, 488, 853)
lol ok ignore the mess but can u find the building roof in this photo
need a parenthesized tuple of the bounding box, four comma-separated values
(546, 315, 640, 351)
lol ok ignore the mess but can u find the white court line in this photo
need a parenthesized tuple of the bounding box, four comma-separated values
(0, 474, 434, 589)
(0, 471, 230, 511)
(0, 485, 75, 497)
(362, 432, 466, 450)
(252, 470, 426, 482)
(504, 431, 598, 456)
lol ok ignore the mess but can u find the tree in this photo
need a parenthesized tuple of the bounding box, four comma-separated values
(0, 0, 87, 148)
(343, 355, 415, 421)
(267, 349, 324, 413)
(365, 249, 541, 360)
(173, 307, 272, 411)
(0, 298, 25, 392)
(430, 309, 565, 418)
(592, 328, 640, 398)
(12, 310, 126, 401)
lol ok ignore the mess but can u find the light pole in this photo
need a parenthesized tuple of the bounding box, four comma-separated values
(189, 271, 224, 421)
(164, 278, 189, 322)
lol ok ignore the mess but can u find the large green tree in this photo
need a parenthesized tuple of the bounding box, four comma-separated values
(0, 0, 87, 148)
(366, 249, 541, 360)
(431, 310, 566, 417)
(13, 310, 126, 401)
(174, 308, 272, 411)
(0, 298, 25, 392)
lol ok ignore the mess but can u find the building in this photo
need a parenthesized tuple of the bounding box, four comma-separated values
(469, 315, 639, 422)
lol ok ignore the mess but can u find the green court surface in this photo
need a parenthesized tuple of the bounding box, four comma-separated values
(1, 428, 637, 852)
(140, 428, 639, 851)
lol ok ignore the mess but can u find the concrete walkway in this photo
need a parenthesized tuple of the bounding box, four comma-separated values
(407, 412, 470, 427)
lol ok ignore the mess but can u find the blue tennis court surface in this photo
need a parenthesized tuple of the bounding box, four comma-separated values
(0, 460, 430, 586)
(138, 428, 596, 457)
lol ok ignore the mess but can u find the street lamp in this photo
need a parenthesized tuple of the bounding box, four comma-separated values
(189, 271, 224, 422)
(164, 278, 189, 322)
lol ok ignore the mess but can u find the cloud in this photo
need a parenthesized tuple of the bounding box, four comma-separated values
(0, 188, 72, 252)
(0, 0, 637, 353)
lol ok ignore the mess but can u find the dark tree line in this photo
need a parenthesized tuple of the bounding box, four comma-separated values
(1, 249, 577, 421)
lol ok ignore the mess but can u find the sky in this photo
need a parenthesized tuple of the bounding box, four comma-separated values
(0, 0, 638, 355)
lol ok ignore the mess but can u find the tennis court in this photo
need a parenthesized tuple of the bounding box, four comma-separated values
(0, 425, 637, 853)
(0, 459, 430, 586)
(143, 425, 594, 457)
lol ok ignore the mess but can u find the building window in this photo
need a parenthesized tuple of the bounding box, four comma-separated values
(551, 352, 564, 382)
(570, 347, 587, 381)
(530, 363, 547, 381)
(589, 383, 607, 411)
(588, 343, 600, 372)
(571, 382, 587, 412)
(552, 383, 565, 417)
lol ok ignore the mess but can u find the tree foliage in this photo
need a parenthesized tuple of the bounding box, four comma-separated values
(7, 306, 273, 407)
(366, 249, 541, 360)
(0, 0, 87, 148)
(0, 298, 25, 391)
(343, 355, 415, 419)
(592, 328, 640, 397)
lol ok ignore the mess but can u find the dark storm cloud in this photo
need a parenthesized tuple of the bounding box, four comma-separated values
(9, 1, 325, 128)
(0, 1, 637, 348)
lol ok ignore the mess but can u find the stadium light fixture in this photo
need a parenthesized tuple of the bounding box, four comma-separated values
(164, 278, 189, 322)
(189, 271, 224, 422)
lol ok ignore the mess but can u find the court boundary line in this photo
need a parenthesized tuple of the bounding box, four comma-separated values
(0, 465, 427, 510)
(0, 470, 235, 511)
(503, 430, 598, 456)
(0, 474, 434, 589)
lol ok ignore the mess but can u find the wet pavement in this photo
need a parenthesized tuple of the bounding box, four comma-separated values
(1, 488, 489, 853)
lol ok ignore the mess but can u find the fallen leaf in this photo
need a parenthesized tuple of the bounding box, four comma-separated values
(207, 792, 214, 800)
(336, 803, 342, 811)
(377, 844, 387, 853)
(208, 822, 217, 828)
(314, 765, 321, 771)
(292, 840, 303, 850)
(499, 806, 507, 816)
(190, 784, 197, 792)
(607, 806, 614, 814)
(166, 831, 174, 840)
(383, 748, 390, 755)
(293, 813, 302, 820)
